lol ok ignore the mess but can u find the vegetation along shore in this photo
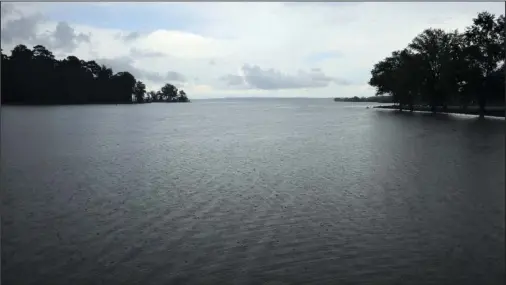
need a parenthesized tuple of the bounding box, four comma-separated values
(367, 11, 504, 118)
(1, 45, 189, 105)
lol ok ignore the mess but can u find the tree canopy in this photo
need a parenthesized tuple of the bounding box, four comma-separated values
(368, 12, 504, 117)
(1, 44, 190, 105)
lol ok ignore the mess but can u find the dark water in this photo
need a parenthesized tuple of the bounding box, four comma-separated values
(2, 99, 504, 285)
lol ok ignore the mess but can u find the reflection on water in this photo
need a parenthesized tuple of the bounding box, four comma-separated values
(2, 100, 504, 285)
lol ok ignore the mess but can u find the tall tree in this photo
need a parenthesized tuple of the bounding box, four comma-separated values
(369, 50, 424, 111)
(408, 28, 461, 112)
(178, 90, 189, 102)
(133, 81, 146, 103)
(111, 71, 136, 103)
(464, 12, 504, 118)
(160, 83, 178, 102)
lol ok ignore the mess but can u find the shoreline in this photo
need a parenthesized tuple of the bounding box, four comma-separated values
(374, 105, 505, 118)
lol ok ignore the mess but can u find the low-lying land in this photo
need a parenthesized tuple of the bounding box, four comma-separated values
(374, 105, 505, 118)
(334, 95, 392, 103)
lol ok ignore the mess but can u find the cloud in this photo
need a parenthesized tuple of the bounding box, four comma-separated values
(166, 71, 186, 82)
(0, 13, 44, 44)
(129, 47, 165, 58)
(96, 56, 185, 85)
(1, 3, 14, 18)
(96, 56, 158, 80)
(220, 74, 244, 86)
(121, 31, 141, 42)
(221, 64, 351, 90)
(49, 21, 90, 52)
(0, 10, 89, 53)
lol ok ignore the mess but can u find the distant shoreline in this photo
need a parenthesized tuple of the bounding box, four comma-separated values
(334, 96, 392, 103)
(374, 105, 505, 118)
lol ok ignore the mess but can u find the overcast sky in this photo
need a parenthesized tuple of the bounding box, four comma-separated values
(1, 2, 504, 99)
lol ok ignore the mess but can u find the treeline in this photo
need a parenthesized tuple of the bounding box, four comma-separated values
(368, 12, 504, 118)
(1, 44, 189, 105)
(334, 95, 393, 103)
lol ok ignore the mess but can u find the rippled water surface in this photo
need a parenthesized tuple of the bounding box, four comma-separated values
(2, 99, 504, 285)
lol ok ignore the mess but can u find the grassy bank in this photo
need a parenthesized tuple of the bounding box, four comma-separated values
(374, 105, 505, 118)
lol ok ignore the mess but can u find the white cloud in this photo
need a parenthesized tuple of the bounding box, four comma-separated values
(1, 2, 504, 99)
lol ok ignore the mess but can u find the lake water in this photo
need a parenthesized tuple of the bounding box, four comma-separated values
(2, 99, 504, 285)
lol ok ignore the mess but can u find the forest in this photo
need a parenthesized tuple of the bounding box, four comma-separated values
(1, 44, 189, 105)
(368, 12, 504, 118)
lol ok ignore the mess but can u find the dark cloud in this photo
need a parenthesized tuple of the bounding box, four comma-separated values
(50, 21, 90, 52)
(96, 56, 186, 84)
(0, 9, 89, 53)
(129, 47, 165, 58)
(0, 13, 44, 44)
(221, 64, 350, 90)
(117, 31, 141, 42)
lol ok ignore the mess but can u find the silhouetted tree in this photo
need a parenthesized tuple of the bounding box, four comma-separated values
(1, 44, 191, 105)
(160, 83, 179, 102)
(368, 11, 504, 116)
(133, 81, 146, 103)
(146, 90, 157, 102)
(178, 90, 189, 102)
(407, 29, 464, 112)
(464, 12, 505, 117)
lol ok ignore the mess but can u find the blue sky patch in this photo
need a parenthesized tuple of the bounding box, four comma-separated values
(43, 3, 207, 34)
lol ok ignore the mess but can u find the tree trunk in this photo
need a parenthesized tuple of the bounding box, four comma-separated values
(478, 81, 487, 119)
(478, 95, 486, 119)
(408, 94, 414, 112)
(430, 92, 438, 113)
(462, 101, 468, 112)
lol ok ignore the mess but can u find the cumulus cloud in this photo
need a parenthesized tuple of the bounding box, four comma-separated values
(221, 65, 350, 90)
(0, 13, 44, 44)
(49, 21, 90, 52)
(120, 31, 141, 42)
(96, 56, 186, 84)
(1, 11, 89, 53)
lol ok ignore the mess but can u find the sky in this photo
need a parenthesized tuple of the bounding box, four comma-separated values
(1, 2, 504, 99)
